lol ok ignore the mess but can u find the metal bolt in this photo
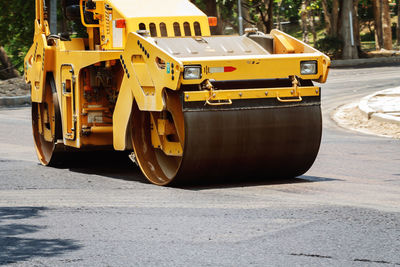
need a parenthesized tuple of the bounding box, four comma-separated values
(186, 95, 189, 99)
(239, 92, 242, 97)
(316, 89, 319, 94)
(212, 93, 216, 98)
(265, 92, 268, 96)
(291, 90, 294, 94)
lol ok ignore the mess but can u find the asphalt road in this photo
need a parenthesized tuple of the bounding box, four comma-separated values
(0, 66, 399, 266)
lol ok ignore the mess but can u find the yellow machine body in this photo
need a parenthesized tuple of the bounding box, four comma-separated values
(26, 0, 330, 185)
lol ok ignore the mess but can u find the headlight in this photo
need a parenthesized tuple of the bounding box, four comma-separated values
(300, 61, 317, 75)
(184, 66, 202, 80)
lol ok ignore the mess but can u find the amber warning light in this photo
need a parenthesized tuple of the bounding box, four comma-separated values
(208, 17, 218, 27)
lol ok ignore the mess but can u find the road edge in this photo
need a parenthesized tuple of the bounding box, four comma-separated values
(331, 56, 400, 68)
(0, 95, 31, 107)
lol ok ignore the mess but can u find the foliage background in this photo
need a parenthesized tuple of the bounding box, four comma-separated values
(0, 0, 399, 75)
(0, 2, 35, 72)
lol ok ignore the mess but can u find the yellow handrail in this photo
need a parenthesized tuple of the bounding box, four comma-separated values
(276, 94, 303, 103)
(80, 0, 100, 28)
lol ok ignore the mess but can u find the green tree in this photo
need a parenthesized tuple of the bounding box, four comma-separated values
(358, 0, 375, 37)
(191, 0, 237, 34)
(0, 1, 35, 74)
(397, 0, 400, 46)
(341, 0, 359, 58)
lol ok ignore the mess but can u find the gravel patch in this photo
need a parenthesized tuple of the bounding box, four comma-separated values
(0, 77, 29, 97)
(332, 102, 400, 139)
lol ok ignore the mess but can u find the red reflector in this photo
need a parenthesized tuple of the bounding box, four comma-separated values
(224, 66, 236, 72)
(116, 19, 126, 28)
(209, 66, 237, 73)
(208, 17, 218, 27)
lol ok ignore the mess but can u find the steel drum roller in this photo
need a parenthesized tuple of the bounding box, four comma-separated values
(131, 95, 322, 186)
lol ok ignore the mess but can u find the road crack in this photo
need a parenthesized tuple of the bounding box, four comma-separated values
(290, 253, 332, 259)
(290, 253, 400, 265)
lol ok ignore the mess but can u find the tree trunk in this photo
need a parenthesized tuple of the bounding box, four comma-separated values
(256, 19, 266, 33)
(205, 0, 222, 35)
(0, 47, 20, 80)
(332, 0, 340, 37)
(276, 3, 281, 30)
(205, 0, 217, 17)
(373, 0, 383, 50)
(301, 0, 309, 43)
(397, 0, 400, 46)
(309, 9, 317, 43)
(242, 1, 252, 30)
(276, 0, 285, 30)
(353, 0, 361, 53)
(382, 0, 392, 50)
(263, 0, 274, 33)
(276, 14, 281, 30)
(321, 0, 332, 35)
(322, 0, 339, 37)
(341, 0, 358, 59)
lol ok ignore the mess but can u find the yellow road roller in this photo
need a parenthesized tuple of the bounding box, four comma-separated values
(25, 0, 330, 185)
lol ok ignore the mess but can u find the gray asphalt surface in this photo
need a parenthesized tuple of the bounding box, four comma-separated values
(0, 66, 400, 266)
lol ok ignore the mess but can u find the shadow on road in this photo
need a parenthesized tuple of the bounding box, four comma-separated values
(0, 207, 81, 265)
(46, 151, 344, 188)
(47, 151, 342, 189)
(52, 150, 147, 183)
(179, 175, 342, 190)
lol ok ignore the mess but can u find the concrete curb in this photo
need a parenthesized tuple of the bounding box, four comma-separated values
(0, 95, 31, 107)
(358, 89, 400, 126)
(331, 56, 400, 68)
(371, 113, 400, 126)
(358, 95, 375, 119)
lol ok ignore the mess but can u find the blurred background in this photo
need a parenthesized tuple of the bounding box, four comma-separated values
(0, 0, 399, 78)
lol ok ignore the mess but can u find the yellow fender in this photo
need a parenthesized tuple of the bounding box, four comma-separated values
(24, 33, 47, 103)
(113, 78, 134, 151)
(120, 32, 184, 111)
(113, 32, 184, 150)
(25, 28, 54, 103)
(271, 29, 331, 83)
